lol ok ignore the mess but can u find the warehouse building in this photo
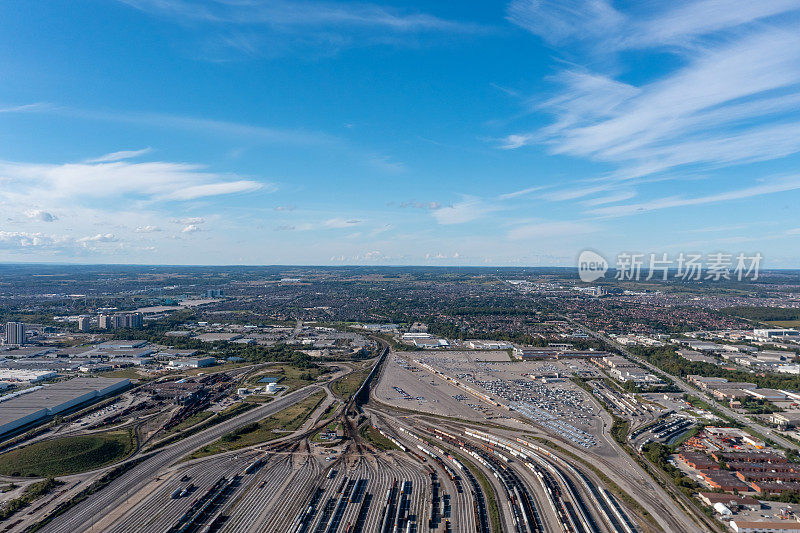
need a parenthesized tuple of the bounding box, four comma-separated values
(168, 357, 215, 368)
(0, 377, 129, 437)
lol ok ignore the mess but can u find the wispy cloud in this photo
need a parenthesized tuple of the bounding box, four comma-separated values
(432, 196, 499, 225)
(324, 218, 362, 229)
(0, 103, 51, 113)
(588, 175, 800, 217)
(507, 221, 598, 241)
(84, 147, 153, 163)
(497, 185, 548, 200)
(580, 190, 635, 206)
(399, 201, 441, 210)
(508, 0, 800, 50)
(118, 0, 485, 57)
(0, 157, 270, 203)
(504, 0, 800, 191)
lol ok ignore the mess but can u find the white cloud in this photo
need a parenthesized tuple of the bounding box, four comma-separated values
(504, 2, 800, 185)
(24, 209, 57, 222)
(498, 134, 535, 150)
(162, 180, 266, 200)
(0, 231, 60, 248)
(508, 0, 800, 50)
(120, 0, 481, 33)
(589, 175, 800, 217)
(77, 233, 118, 243)
(0, 103, 50, 114)
(624, 0, 800, 49)
(507, 221, 598, 240)
(0, 157, 270, 204)
(84, 147, 152, 163)
(432, 196, 499, 225)
(181, 224, 201, 233)
(324, 218, 362, 228)
(580, 190, 635, 206)
(399, 201, 441, 210)
(174, 217, 205, 225)
(135, 225, 162, 233)
(497, 186, 548, 200)
(117, 0, 484, 58)
(507, 0, 623, 45)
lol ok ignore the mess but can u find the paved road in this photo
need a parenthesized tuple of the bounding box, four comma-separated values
(40, 385, 319, 533)
(571, 318, 800, 452)
(287, 319, 303, 342)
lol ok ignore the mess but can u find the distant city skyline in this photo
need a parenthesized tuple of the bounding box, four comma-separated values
(2, 1, 800, 266)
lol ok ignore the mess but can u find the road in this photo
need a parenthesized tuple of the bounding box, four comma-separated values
(39, 385, 320, 533)
(571, 318, 800, 452)
(287, 319, 303, 342)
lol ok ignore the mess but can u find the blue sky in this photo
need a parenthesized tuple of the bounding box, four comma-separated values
(1, 0, 800, 266)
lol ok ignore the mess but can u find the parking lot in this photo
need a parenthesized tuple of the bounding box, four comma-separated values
(378, 352, 611, 447)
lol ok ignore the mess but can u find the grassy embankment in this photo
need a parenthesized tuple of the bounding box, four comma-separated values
(358, 425, 397, 451)
(146, 402, 255, 451)
(0, 429, 135, 477)
(330, 366, 371, 400)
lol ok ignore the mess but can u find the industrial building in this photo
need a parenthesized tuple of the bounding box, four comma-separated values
(0, 377, 130, 437)
(168, 357, 216, 368)
(753, 328, 800, 339)
(0, 369, 58, 382)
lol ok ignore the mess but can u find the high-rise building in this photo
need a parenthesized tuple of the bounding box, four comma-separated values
(111, 315, 126, 329)
(77, 316, 91, 332)
(105, 313, 144, 330)
(128, 312, 144, 329)
(4, 322, 26, 345)
(98, 315, 112, 330)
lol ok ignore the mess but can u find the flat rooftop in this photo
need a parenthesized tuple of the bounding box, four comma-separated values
(0, 377, 128, 412)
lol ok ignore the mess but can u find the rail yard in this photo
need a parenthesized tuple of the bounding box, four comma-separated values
(7, 342, 704, 533)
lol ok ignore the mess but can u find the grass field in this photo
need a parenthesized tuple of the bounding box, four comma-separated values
(767, 320, 800, 328)
(186, 391, 325, 460)
(0, 430, 135, 477)
(97, 368, 146, 380)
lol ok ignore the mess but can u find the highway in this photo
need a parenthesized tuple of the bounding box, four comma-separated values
(39, 385, 320, 533)
(570, 317, 800, 452)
